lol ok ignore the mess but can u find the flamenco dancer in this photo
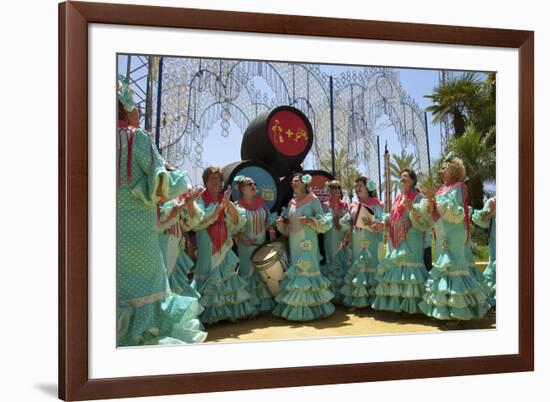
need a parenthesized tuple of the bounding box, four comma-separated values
(372, 169, 430, 315)
(193, 167, 256, 324)
(339, 177, 385, 309)
(321, 180, 351, 303)
(465, 207, 490, 295)
(116, 76, 206, 346)
(418, 153, 490, 322)
(157, 187, 203, 298)
(473, 197, 496, 308)
(233, 175, 278, 315)
(273, 173, 335, 321)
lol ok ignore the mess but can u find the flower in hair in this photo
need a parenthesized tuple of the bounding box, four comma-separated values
(367, 180, 377, 192)
(117, 75, 136, 112)
(233, 175, 246, 184)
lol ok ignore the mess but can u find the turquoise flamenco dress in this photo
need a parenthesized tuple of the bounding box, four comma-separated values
(372, 191, 430, 314)
(339, 200, 384, 308)
(417, 182, 491, 320)
(273, 192, 335, 321)
(473, 199, 496, 307)
(157, 199, 202, 298)
(116, 121, 207, 346)
(321, 199, 351, 303)
(235, 197, 277, 315)
(194, 193, 256, 324)
(464, 207, 490, 294)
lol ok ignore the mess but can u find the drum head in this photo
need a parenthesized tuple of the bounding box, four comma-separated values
(251, 241, 283, 263)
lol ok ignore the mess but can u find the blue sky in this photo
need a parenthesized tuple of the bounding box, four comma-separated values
(118, 56, 483, 184)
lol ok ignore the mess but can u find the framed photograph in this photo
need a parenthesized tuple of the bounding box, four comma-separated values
(59, 1, 534, 400)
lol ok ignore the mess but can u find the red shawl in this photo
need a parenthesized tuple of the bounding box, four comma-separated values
(390, 190, 418, 247)
(202, 191, 228, 255)
(362, 197, 383, 207)
(435, 181, 470, 242)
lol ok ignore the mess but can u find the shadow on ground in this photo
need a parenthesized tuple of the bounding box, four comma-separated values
(205, 306, 496, 343)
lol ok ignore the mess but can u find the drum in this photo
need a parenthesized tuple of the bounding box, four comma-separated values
(251, 240, 289, 297)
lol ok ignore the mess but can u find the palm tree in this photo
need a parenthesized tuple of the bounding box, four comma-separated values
(425, 72, 482, 137)
(320, 148, 361, 199)
(471, 72, 496, 143)
(446, 127, 495, 208)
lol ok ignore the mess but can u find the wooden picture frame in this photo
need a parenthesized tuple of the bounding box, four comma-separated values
(59, 1, 534, 400)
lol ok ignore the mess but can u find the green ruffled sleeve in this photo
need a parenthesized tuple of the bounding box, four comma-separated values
(180, 200, 204, 231)
(409, 194, 432, 232)
(339, 211, 352, 233)
(436, 186, 466, 224)
(157, 199, 204, 233)
(472, 200, 492, 229)
(157, 199, 179, 232)
(225, 202, 246, 236)
(130, 129, 189, 206)
(310, 197, 333, 234)
(412, 198, 435, 229)
(194, 198, 221, 231)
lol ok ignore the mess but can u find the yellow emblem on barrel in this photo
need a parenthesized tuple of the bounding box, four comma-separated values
(260, 185, 275, 201)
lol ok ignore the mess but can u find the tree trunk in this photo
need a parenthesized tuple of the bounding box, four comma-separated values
(467, 177, 485, 210)
(452, 111, 466, 137)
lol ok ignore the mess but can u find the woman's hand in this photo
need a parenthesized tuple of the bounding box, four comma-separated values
(402, 198, 413, 210)
(189, 188, 204, 202)
(339, 233, 351, 250)
(215, 199, 226, 214)
(268, 227, 277, 241)
(420, 186, 436, 201)
(369, 221, 384, 232)
(239, 234, 254, 247)
(223, 185, 232, 203)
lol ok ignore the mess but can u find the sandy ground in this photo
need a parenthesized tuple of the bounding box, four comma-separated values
(205, 305, 496, 343)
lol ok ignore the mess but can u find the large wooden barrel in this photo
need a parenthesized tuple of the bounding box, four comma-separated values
(278, 170, 335, 211)
(241, 106, 314, 178)
(222, 160, 281, 212)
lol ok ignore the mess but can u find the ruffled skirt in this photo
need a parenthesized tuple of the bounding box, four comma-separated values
(117, 292, 207, 346)
(168, 251, 201, 299)
(419, 251, 491, 320)
(321, 246, 351, 304)
(340, 249, 378, 308)
(273, 253, 335, 321)
(483, 261, 496, 307)
(240, 268, 276, 315)
(372, 243, 429, 314)
(198, 251, 256, 324)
